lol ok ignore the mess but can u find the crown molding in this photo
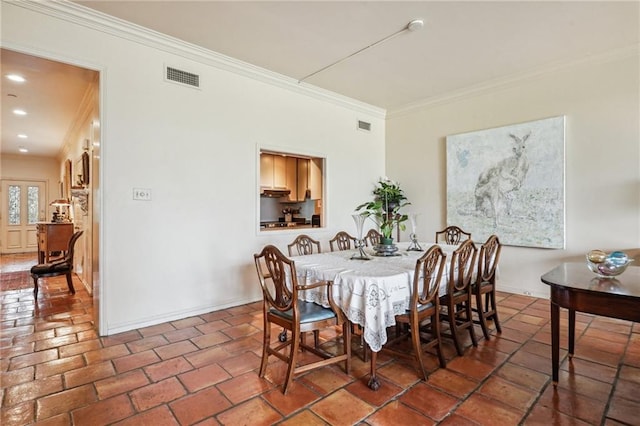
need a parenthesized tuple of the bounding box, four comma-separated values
(8, 0, 386, 119)
(387, 44, 640, 119)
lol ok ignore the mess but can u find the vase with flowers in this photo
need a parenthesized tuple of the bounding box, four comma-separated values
(356, 177, 410, 255)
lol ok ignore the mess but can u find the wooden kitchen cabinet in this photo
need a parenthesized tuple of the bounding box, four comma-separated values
(260, 153, 287, 189)
(37, 222, 73, 263)
(308, 158, 323, 199)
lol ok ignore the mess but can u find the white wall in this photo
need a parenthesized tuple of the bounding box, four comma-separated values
(2, 2, 386, 334)
(386, 51, 640, 297)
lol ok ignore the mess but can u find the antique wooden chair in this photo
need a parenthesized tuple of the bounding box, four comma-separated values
(329, 231, 358, 252)
(364, 228, 382, 247)
(287, 234, 322, 256)
(473, 235, 502, 340)
(439, 238, 478, 355)
(30, 230, 83, 300)
(380, 245, 447, 380)
(254, 245, 351, 394)
(435, 226, 471, 245)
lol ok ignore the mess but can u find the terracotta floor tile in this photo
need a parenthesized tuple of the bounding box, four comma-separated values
(195, 319, 229, 334)
(556, 369, 613, 402)
(4, 375, 63, 407)
(509, 349, 553, 375)
(523, 404, 591, 425)
(400, 382, 459, 421)
(141, 357, 193, 383)
(619, 365, 640, 384)
(298, 365, 353, 395)
(71, 394, 134, 425)
(36, 384, 97, 420)
(607, 394, 640, 425)
(311, 388, 375, 425)
(184, 346, 230, 368)
(169, 387, 232, 424)
(32, 412, 72, 426)
(112, 404, 179, 426)
(455, 393, 524, 425)
(219, 335, 262, 355)
(170, 316, 206, 330)
(129, 377, 187, 411)
(496, 362, 548, 392)
(154, 340, 199, 360)
(138, 322, 176, 338)
(366, 400, 436, 425)
(216, 397, 283, 425)
(64, 360, 115, 388)
(162, 326, 202, 343)
(220, 323, 261, 340)
(1, 400, 35, 426)
(262, 382, 320, 416)
(477, 376, 538, 410)
(126, 335, 169, 353)
(561, 357, 618, 384)
(58, 339, 102, 358)
(426, 368, 479, 398)
(537, 385, 606, 424)
(54, 322, 94, 337)
(376, 360, 421, 388)
(34, 334, 78, 352)
(178, 363, 231, 392)
(112, 350, 161, 373)
(277, 409, 327, 426)
(94, 369, 149, 399)
(344, 375, 403, 407)
(191, 331, 231, 349)
(218, 350, 260, 376)
(446, 354, 496, 381)
(34, 355, 85, 379)
(613, 378, 640, 402)
(100, 330, 142, 347)
(217, 371, 274, 404)
(9, 348, 58, 370)
(0, 366, 35, 388)
(83, 344, 130, 364)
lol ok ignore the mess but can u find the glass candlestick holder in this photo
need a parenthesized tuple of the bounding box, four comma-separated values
(406, 213, 423, 251)
(351, 214, 371, 260)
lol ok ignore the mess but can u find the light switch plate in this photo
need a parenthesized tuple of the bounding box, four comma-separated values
(133, 188, 152, 201)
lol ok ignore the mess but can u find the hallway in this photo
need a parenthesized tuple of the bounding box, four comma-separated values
(1, 253, 639, 425)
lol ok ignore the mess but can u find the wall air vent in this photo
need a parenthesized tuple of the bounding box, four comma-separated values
(357, 120, 371, 132)
(165, 66, 200, 88)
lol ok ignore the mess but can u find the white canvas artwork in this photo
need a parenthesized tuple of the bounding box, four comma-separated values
(446, 116, 565, 249)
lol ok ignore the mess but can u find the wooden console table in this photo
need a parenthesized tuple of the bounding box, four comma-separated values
(540, 262, 640, 385)
(36, 222, 74, 263)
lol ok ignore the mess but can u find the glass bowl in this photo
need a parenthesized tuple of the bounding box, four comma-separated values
(586, 256, 633, 277)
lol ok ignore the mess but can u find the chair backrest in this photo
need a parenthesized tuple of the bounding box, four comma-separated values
(254, 245, 296, 314)
(329, 231, 357, 252)
(435, 226, 471, 245)
(364, 229, 382, 247)
(62, 230, 84, 265)
(447, 239, 477, 293)
(477, 235, 501, 284)
(411, 245, 446, 309)
(287, 234, 321, 256)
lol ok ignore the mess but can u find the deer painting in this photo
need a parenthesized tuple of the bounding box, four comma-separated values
(474, 132, 530, 226)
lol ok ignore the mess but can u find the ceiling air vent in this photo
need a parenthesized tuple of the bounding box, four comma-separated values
(165, 66, 200, 88)
(357, 120, 371, 132)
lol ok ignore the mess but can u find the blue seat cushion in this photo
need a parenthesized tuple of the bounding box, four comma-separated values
(270, 301, 336, 323)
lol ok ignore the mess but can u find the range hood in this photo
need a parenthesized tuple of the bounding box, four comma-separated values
(261, 189, 291, 198)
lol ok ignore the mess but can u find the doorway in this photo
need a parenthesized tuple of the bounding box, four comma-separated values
(0, 179, 46, 253)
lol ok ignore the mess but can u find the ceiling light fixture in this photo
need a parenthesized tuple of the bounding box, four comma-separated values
(19, 147, 29, 153)
(299, 19, 424, 83)
(18, 134, 28, 138)
(13, 109, 27, 116)
(7, 74, 26, 83)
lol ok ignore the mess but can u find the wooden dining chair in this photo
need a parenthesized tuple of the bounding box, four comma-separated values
(379, 245, 447, 380)
(329, 231, 357, 252)
(30, 230, 83, 300)
(254, 245, 351, 394)
(439, 238, 478, 356)
(473, 235, 502, 340)
(435, 226, 471, 245)
(287, 234, 322, 256)
(364, 228, 382, 247)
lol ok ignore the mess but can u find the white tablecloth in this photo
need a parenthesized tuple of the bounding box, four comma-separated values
(291, 242, 458, 352)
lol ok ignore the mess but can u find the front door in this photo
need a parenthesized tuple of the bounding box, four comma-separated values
(1, 180, 46, 254)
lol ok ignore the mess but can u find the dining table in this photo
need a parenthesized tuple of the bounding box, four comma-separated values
(290, 241, 458, 390)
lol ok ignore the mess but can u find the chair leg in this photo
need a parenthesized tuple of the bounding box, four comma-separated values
(343, 321, 352, 374)
(432, 313, 446, 368)
(475, 290, 491, 340)
(33, 276, 39, 300)
(465, 300, 478, 348)
(65, 272, 76, 294)
(259, 320, 271, 378)
(447, 303, 464, 356)
(282, 330, 300, 395)
(411, 318, 428, 381)
(489, 290, 502, 333)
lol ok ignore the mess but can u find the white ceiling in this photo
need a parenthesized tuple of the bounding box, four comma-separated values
(2, 1, 638, 157)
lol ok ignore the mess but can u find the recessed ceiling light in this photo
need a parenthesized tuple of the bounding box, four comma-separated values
(7, 74, 26, 83)
(18, 134, 28, 139)
(13, 109, 27, 116)
(19, 147, 29, 153)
